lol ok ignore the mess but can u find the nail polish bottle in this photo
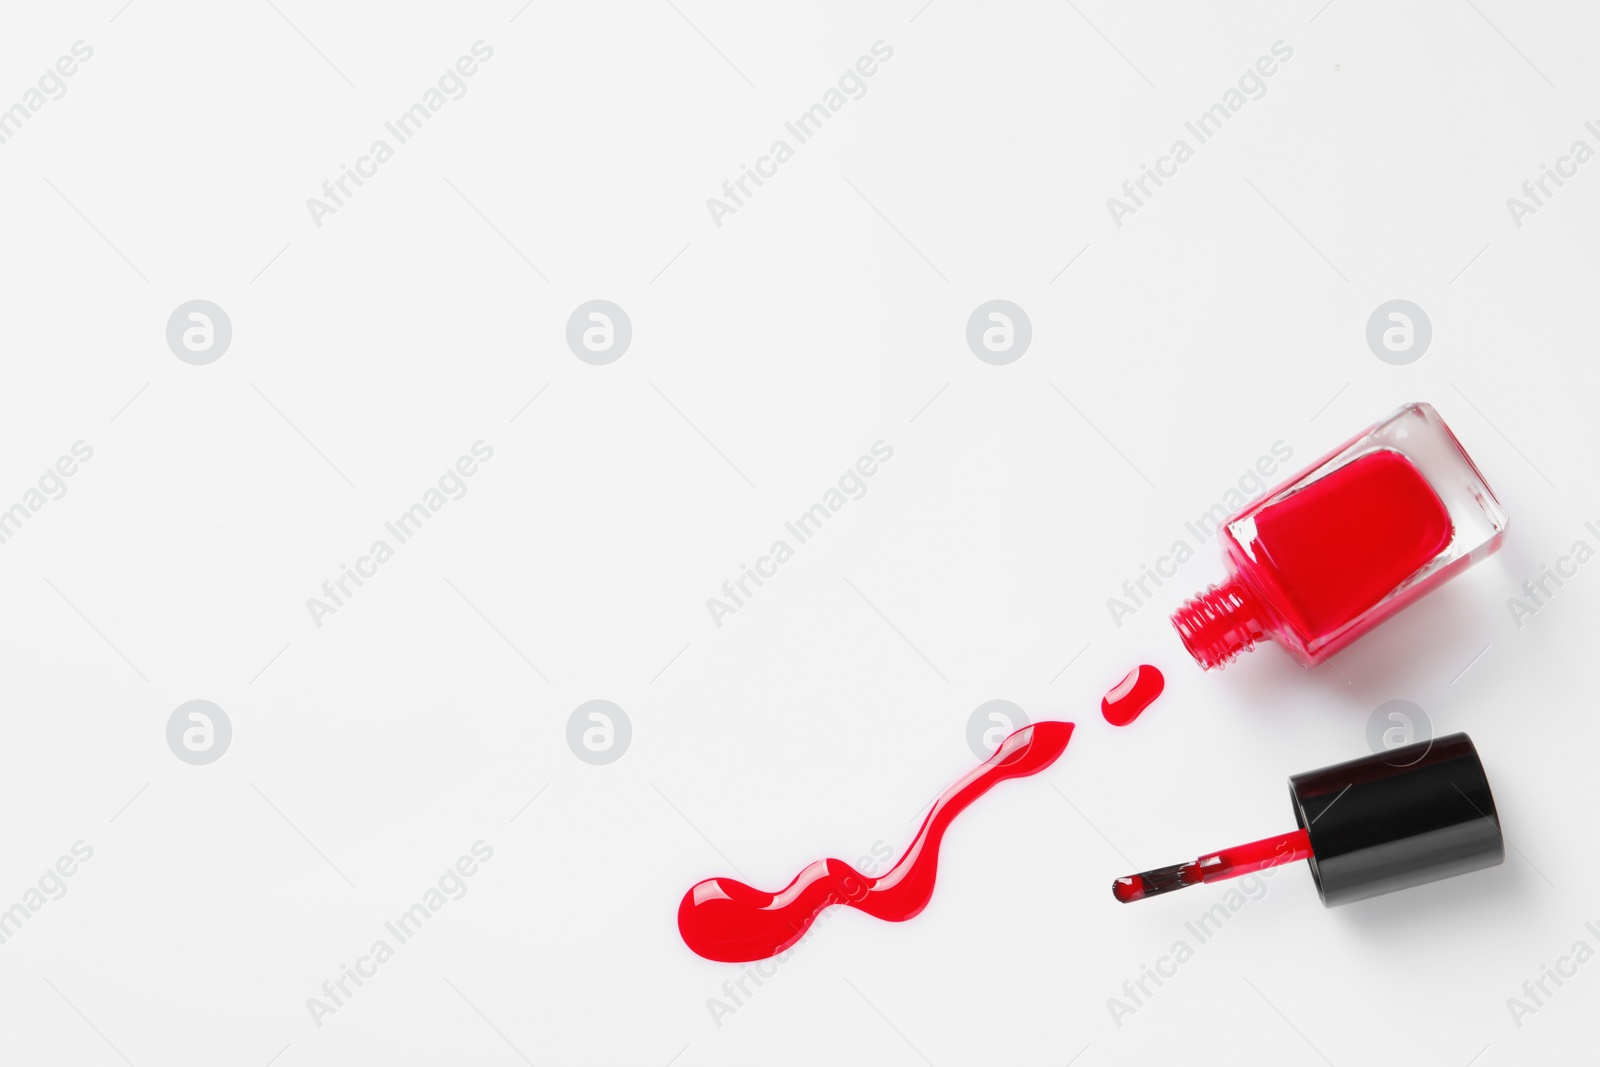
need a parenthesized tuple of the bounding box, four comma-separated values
(1173, 402, 1508, 670)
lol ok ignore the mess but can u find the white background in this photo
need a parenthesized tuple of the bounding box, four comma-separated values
(0, 1, 1596, 1064)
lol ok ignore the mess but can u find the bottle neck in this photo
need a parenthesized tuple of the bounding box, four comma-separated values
(1172, 580, 1267, 670)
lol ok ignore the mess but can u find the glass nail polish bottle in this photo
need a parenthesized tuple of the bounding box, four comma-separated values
(1173, 402, 1508, 670)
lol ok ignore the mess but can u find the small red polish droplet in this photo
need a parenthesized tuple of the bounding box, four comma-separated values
(1101, 664, 1165, 727)
(1112, 875, 1146, 903)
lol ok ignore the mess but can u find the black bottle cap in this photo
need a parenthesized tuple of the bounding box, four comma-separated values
(1288, 732, 1504, 907)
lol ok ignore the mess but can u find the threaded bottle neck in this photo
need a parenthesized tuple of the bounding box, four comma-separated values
(1171, 580, 1266, 670)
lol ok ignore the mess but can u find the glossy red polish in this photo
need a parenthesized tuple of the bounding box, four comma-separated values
(676, 721, 1073, 963)
(1101, 665, 1164, 727)
(1173, 402, 1508, 670)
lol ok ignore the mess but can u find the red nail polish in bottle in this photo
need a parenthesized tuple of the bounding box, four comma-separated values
(1173, 402, 1508, 670)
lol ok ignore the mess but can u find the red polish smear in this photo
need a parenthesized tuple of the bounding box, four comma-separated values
(677, 721, 1074, 963)
(1101, 664, 1165, 727)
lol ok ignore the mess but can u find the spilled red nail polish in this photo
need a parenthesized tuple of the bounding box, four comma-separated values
(1101, 664, 1164, 727)
(676, 721, 1074, 963)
